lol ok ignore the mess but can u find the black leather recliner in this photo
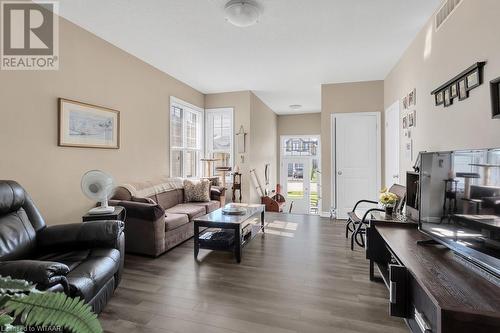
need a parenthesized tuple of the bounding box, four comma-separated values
(0, 180, 124, 314)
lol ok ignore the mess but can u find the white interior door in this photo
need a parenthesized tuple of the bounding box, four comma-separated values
(333, 113, 380, 219)
(282, 158, 310, 214)
(385, 101, 400, 187)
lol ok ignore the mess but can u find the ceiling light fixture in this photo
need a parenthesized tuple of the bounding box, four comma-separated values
(289, 104, 302, 111)
(224, 0, 261, 27)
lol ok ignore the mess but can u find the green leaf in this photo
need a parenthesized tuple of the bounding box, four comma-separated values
(5, 292, 102, 333)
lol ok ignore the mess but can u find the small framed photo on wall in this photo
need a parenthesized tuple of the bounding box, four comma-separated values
(466, 70, 481, 90)
(458, 79, 469, 101)
(450, 83, 458, 99)
(444, 88, 453, 107)
(435, 90, 444, 106)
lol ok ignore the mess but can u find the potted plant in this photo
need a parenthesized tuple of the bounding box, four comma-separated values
(379, 188, 398, 217)
(0, 275, 102, 333)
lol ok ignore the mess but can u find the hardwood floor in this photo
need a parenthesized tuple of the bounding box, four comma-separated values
(99, 213, 407, 333)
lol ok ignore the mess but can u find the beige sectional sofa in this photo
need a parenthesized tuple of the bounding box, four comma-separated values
(109, 177, 224, 257)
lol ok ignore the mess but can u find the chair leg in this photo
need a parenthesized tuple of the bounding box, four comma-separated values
(345, 218, 352, 238)
(352, 221, 366, 249)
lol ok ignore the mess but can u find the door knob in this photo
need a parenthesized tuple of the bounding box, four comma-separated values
(337, 171, 343, 175)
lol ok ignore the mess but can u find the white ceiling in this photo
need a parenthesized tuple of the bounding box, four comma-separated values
(58, 0, 440, 114)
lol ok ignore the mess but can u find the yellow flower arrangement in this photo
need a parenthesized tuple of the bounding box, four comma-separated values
(379, 188, 398, 207)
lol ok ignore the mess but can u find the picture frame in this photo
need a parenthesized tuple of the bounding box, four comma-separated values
(444, 87, 452, 107)
(458, 79, 468, 101)
(402, 96, 408, 110)
(58, 98, 120, 149)
(408, 113, 414, 127)
(450, 82, 458, 99)
(408, 90, 414, 106)
(466, 69, 481, 91)
(491, 76, 500, 119)
(435, 90, 444, 106)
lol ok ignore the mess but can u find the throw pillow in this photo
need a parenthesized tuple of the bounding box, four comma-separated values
(184, 179, 211, 202)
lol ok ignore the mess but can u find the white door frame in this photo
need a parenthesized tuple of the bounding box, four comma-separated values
(330, 112, 381, 215)
(280, 135, 321, 214)
(384, 101, 400, 187)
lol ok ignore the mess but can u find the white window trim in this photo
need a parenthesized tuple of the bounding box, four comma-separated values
(205, 108, 234, 173)
(169, 96, 204, 178)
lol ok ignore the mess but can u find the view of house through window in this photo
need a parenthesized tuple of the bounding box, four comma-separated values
(281, 136, 321, 214)
(170, 98, 203, 178)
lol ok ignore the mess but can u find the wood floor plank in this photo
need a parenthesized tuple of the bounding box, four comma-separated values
(100, 213, 407, 333)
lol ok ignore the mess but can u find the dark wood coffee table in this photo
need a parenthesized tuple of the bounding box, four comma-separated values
(193, 204, 265, 263)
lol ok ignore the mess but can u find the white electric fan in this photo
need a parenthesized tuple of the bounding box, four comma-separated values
(81, 170, 116, 215)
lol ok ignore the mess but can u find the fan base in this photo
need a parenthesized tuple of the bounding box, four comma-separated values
(88, 206, 115, 215)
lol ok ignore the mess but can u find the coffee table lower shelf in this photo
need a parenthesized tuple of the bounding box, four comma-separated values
(193, 205, 265, 263)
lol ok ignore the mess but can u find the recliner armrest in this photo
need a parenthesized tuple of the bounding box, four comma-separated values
(37, 220, 124, 252)
(0, 260, 69, 288)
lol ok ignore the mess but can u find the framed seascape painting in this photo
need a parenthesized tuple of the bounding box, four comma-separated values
(58, 98, 120, 149)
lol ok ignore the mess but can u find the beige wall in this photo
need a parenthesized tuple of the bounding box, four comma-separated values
(321, 81, 384, 212)
(205, 91, 277, 203)
(385, 0, 500, 181)
(205, 91, 252, 202)
(276, 113, 321, 181)
(0, 17, 204, 225)
(249, 92, 278, 203)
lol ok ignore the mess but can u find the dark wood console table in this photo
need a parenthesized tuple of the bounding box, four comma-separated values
(366, 222, 500, 333)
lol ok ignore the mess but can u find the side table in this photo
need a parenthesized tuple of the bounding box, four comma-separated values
(82, 206, 126, 222)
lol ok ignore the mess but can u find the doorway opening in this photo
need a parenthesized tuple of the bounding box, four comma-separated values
(280, 135, 321, 215)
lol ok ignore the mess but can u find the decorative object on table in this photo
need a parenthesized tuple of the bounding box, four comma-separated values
(236, 125, 247, 153)
(490, 76, 500, 119)
(81, 170, 116, 214)
(83, 205, 126, 223)
(232, 172, 242, 202)
(402, 115, 408, 129)
(435, 90, 444, 105)
(379, 188, 398, 217)
(184, 178, 211, 202)
(58, 98, 120, 149)
(431, 62, 486, 108)
(0, 276, 102, 333)
(444, 87, 452, 107)
(222, 205, 247, 215)
(458, 78, 468, 101)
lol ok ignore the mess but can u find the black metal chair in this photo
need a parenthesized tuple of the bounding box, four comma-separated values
(346, 184, 406, 250)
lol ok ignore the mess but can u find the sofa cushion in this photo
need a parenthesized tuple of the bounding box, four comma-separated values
(37, 248, 120, 302)
(184, 179, 211, 202)
(155, 189, 184, 210)
(165, 204, 206, 220)
(190, 200, 220, 214)
(165, 213, 190, 231)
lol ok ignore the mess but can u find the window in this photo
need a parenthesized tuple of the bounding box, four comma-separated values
(170, 97, 203, 178)
(205, 108, 234, 174)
